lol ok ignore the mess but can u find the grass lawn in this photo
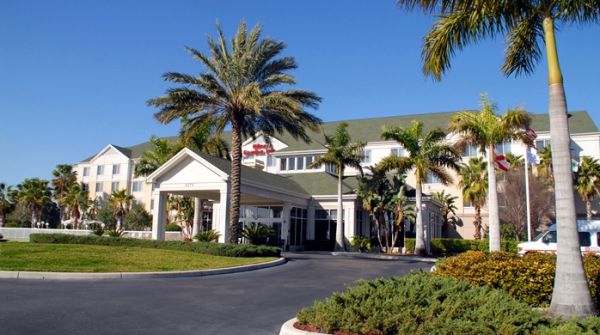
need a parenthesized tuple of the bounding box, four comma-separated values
(0, 243, 277, 272)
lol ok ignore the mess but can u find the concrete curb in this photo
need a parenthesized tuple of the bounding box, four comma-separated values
(331, 252, 438, 263)
(0, 257, 286, 281)
(279, 318, 329, 335)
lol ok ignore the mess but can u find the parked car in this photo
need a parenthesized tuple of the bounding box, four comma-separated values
(517, 220, 600, 256)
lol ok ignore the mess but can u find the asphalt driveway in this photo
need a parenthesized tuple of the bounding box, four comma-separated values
(0, 253, 432, 335)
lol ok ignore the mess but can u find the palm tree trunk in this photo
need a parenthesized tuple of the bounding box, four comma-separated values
(414, 181, 426, 256)
(544, 17, 595, 317)
(585, 198, 593, 221)
(373, 212, 383, 251)
(474, 206, 482, 240)
(487, 145, 501, 251)
(335, 166, 345, 251)
(228, 119, 242, 244)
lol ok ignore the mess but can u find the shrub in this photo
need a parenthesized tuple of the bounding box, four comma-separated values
(195, 230, 220, 243)
(106, 228, 125, 238)
(404, 238, 518, 255)
(165, 223, 182, 232)
(91, 225, 104, 236)
(123, 204, 152, 231)
(434, 251, 600, 310)
(241, 223, 274, 245)
(350, 236, 371, 252)
(537, 316, 600, 335)
(297, 272, 550, 335)
(29, 233, 280, 258)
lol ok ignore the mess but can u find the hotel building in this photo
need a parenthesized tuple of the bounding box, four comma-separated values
(73, 111, 600, 250)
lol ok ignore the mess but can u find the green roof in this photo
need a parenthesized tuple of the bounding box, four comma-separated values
(282, 173, 359, 196)
(80, 110, 597, 162)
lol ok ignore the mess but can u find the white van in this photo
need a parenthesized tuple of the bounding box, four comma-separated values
(517, 220, 600, 256)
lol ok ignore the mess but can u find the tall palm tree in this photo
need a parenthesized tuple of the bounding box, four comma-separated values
(537, 145, 554, 187)
(63, 184, 88, 230)
(311, 123, 365, 251)
(396, 0, 599, 317)
(449, 95, 531, 251)
(134, 136, 178, 177)
(149, 21, 321, 243)
(110, 189, 134, 230)
(0, 182, 15, 227)
(458, 157, 489, 240)
(51, 164, 78, 221)
(16, 178, 52, 227)
(378, 121, 460, 256)
(575, 156, 600, 221)
(432, 190, 458, 236)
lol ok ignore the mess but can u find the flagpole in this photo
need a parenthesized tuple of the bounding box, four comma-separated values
(524, 145, 532, 242)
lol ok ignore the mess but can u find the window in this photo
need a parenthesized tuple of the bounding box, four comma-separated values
(542, 231, 557, 244)
(289, 207, 307, 246)
(464, 199, 474, 208)
(83, 167, 90, 177)
(463, 143, 479, 157)
(361, 149, 372, 164)
(95, 182, 103, 193)
(96, 165, 104, 175)
(267, 155, 277, 167)
(112, 164, 120, 175)
(132, 181, 142, 192)
(391, 148, 405, 157)
(314, 209, 340, 241)
(111, 182, 120, 192)
(306, 155, 314, 168)
(131, 199, 138, 207)
(280, 155, 319, 171)
(81, 183, 89, 192)
(425, 172, 442, 184)
(579, 232, 591, 247)
(495, 141, 512, 154)
(535, 139, 551, 151)
(296, 156, 304, 170)
(280, 158, 287, 170)
(288, 157, 296, 170)
(150, 200, 154, 210)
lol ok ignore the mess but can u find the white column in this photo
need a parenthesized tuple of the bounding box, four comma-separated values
(151, 191, 167, 240)
(345, 203, 356, 242)
(217, 186, 230, 243)
(192, 197, 202, 237)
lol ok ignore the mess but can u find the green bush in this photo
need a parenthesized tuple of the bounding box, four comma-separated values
(106, 228, 125, 238)
(91, 225, 104, 236)
(297, 272, 550, 335)
(404, 238, 518, 255)
(29, 233, 280, 258)
(241, 223, 274, 245)
(195, 230, 220, 242)
(165, 223, 182, 232)
(538, 316, 600, 335)
(350, 236, 371, 252)
(434, 251, 600, 310)
(123, 204, 152, 231)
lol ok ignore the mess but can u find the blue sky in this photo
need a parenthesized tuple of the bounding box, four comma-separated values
(1, 0, 599, 186)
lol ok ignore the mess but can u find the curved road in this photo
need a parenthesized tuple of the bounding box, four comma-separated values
(0, 253, 431, 335)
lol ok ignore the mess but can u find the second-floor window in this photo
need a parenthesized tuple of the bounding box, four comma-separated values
(463, 143, 479, 157)
(391, 148, 405, 157)
(535, 139, 551, 151)
(83, 167, 90, 177)
(495, 141, 512, 154)
(425, 172, 442, 184)
(97, 165, 104, 175)
(361, 149, 372, 164)
(280, 155, 319, 171)
(95, 182, 103, 193)
(111, 182, 120, 192)
(267, 155, 277, 167)
(112, 164, 120, 175)
(132, 181, 142, 192)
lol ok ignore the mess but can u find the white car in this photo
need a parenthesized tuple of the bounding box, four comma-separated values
(517, 220, 600, 256)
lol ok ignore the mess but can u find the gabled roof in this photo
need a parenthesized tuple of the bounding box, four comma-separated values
(79, 110, 597, 162)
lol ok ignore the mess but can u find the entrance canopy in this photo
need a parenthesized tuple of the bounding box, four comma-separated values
(145, 148, 310, 242)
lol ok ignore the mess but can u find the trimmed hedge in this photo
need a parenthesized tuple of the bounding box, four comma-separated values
(30, 233, 280, 258)
(297, 272, 550, 335)
(434, 251, 600, 310)
(404, 238, 518, 255)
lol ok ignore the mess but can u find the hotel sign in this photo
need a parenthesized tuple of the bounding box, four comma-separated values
(243, 143, 275, 156)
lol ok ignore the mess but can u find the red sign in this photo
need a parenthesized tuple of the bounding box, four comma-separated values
(243, 143, 275, 156)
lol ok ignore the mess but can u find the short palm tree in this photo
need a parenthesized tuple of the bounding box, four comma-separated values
(51, 164, 78, 221)
(432, 190, 458, 236)
(378, 121, 460, 256)
(396, 0, 600, 317)
(355, 167, 390, 251)
(134, 136, 178, 177)
(505, 153, 524, 169)
(63, 184, 88, 230)
(458, 157, 489, 240)
(537, 145, 554, 187)
(0, 182, 15, 226)
(449, 95, 531, 251)
(149, 21, 321, 243)
(16, 178, 52, 227)
(389, 175, 416, 251)
(311, 122, 365, 251)
(575, 157, 600, 221)
(110, 189, 134, 230)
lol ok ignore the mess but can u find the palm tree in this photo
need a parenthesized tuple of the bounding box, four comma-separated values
(537, 145, 554, 187)
(355, 167, 390, 251)
(396, 0, 599, 317)
(505, 153, 524, 169)
(51, 164, 78, 221)
(180, 118, 230, 160)
(110, 189, 134, 230)
(134, 136, 178, 177)
(378, 121, 460, 256)
(63, 184, 88, 230)
(16, 178, 52, 227)
(575, 157, 600, 221)
(389, 175, 416, 252)
(458, 158, 489, 240)
(311, 123, 365, 251)
(149, 21, 321, 243)
(432, 190, 458, 237)
(449, 95, 531, 251)
(0, 182, 15, 227)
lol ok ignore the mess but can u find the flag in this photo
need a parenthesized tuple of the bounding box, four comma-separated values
(495, 151, 509, 171)
(525, 128, 537, 148)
